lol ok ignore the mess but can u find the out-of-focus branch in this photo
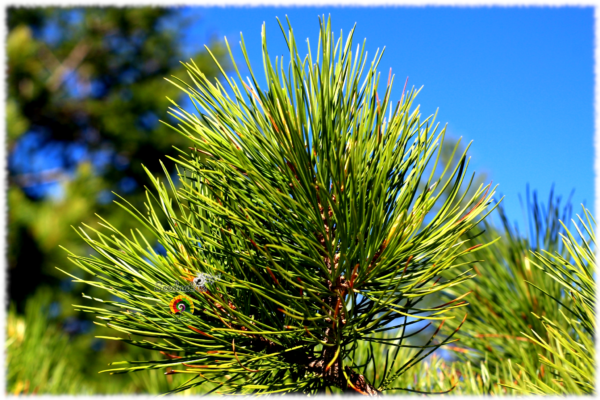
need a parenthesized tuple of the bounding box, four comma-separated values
(12, 167, 69, 188)
(46, 40, 89, 92)
(37, 43, 61, 74)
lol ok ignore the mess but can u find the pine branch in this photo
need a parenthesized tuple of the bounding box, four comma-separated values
(62, 15, 495, 395)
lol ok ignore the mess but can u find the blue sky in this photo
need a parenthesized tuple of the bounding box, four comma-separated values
(180, 6, 594, 231)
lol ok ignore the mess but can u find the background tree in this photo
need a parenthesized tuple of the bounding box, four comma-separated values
(7, 7, 228, 308)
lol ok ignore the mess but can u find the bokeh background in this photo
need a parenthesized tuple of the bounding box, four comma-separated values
(6, 6, 594, 394)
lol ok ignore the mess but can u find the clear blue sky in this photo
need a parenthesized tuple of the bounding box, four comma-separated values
(180, 6, 594, 231)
